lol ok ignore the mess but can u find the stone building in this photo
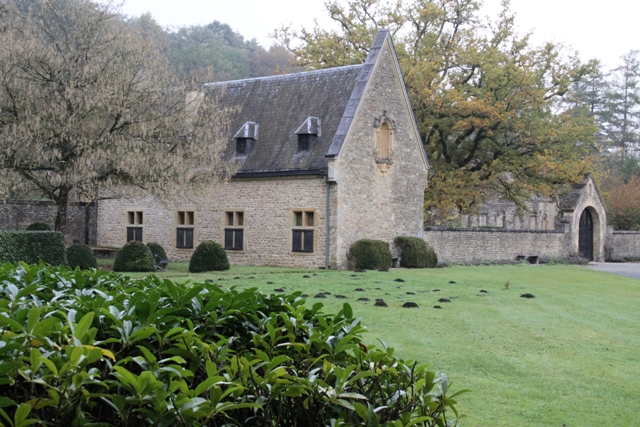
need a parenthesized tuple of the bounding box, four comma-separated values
(96, 30, 430, 269)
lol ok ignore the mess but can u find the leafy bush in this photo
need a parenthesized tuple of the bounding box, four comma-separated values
(66, 243, 98, 269)
(113, 240, 156, 272)
(146, 241, 168, 260)
(189, 240, 230, 272)
(395, 236, 438, 268)
(0, 231, 66, 265)
(25, 221, 51, 231)
(0, 262, 466, 426)
(347, 239, 393, 270)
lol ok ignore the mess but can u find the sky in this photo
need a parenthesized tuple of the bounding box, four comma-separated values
(116, 0, 639, 71)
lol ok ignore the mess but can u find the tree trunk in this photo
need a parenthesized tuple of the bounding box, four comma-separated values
(54, 185, 71, 236)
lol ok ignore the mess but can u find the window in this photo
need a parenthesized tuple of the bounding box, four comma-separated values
(292, 210, 315, 252)
(379, 121, 391, 160)
(224, 211, 244, 251)
(374, 115, 394, 171)
(236, 138, 249, 155)
(297, 134, 317, 151)
(176, 211, 194, 249)
(126, 211, 143, 242)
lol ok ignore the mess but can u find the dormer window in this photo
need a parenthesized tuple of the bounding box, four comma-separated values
(236, 138, 250, 155)
(295, 117, 321, 152)
(233, 121, 258, 157)
(297, 134, 317, 151)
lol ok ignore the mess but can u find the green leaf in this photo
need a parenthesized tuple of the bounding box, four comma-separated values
(343, 303, 353, 319)
(32, 316, 61, 336)
(73, 312, 95, 341)
(14, 404, 31, 427)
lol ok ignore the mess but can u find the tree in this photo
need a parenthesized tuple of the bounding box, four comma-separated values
(0, 0, 231, 235)
(277, 0, 596, 219)
(602, 175, 640, 230)
(604, 50, 640, 156)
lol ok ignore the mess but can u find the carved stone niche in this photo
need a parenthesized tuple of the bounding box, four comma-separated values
(373, 112, 395, 174)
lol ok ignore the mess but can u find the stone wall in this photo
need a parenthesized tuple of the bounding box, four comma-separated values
(607, 231, 640, 260)
(330, 38, 429, 268)
(423, 227, 569, 263)
(0, 200, 96, 244)
(97, 177, 330, 268)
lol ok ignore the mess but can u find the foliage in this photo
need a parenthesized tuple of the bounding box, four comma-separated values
(605, 51, 640, 152)
(602, 175, 640, 230)
(189, 240, 230, 273)
(276, 0, 596, 218)
(146, 242, 168, 261)
(0, 231, 66, 265)
(24, 222, 51, 231)
(0, 0, 232, 235)
(0, 262, 465, 426)
(113, 241, 156, 272)
(347, 239, 393, 270)
(395, 236, 437, 268)
(66, 243, 98, 270)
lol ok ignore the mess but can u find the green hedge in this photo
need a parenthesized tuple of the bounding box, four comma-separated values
(0, 231, 66, 265)
(395, 236, 438, 268)
(189, 240, 230, 272)
(66, 243, 98, 270)
(0, 263, 466, 426)
(347, 239, 392, 270)
(113, 241, 156, 272)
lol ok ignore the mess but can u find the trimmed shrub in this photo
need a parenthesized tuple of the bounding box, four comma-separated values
(25, 221, 51, 231)
(347, 239, 392, 270)
(395, 236, 438, 268)
(113, 241, 156, 272)
(146, 242, 167, 261)
(0, 263, 465, 426)
(189, 240, 230, 272)
(66, 244, 98, 270)
(0, 231, 66, 265)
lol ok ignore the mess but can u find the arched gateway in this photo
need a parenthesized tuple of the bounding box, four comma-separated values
(578, 208, 594, 261)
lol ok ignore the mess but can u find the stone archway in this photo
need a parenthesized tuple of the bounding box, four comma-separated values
(578, 206, 601, 261)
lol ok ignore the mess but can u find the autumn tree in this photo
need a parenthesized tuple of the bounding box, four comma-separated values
(0, 0, 231, 235)
(602, 175, 640, 230)
(276, 0, 596, 219)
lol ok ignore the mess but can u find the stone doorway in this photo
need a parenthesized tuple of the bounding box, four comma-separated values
(578, 208, 594, 261)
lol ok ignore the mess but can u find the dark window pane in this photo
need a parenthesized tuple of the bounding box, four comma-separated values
(235, 229, 244, 250)
(292, 230, 303, 252)
(177, 228, 194, 248)
(185, 228, 194, 248)
(224, 229, 234, 249)
(127, 227, 142, 242)
(303, 230, 314, 252)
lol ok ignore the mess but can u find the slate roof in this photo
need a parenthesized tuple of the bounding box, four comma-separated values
(205, 64, 364, 176)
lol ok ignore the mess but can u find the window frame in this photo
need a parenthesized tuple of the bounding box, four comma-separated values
(291, 209, 316, 253)
(126, 211, 144, 242)
(224, 210, 245, 251)
(176, 210, 195, 249)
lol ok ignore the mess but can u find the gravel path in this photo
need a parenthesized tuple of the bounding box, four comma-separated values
(585, 262, 640, 280)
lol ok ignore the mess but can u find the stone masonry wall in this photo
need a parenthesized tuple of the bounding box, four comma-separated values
(0, 200, 95, 244)
(607, 231, 640, 260)
(423, 227, 569, 263)
(97, 177, 329, 268)
(332, 39, 429, 268)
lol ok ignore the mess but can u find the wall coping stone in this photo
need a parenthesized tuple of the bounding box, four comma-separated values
(611, 230, 640, 235)
(424, 226, 564, 234)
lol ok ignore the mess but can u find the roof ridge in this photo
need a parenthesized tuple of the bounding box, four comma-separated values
(204, 64, 364, 87)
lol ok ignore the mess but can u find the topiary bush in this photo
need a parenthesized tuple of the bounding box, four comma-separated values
(0, 262, 466, 426)
(113, 241, 156, 272)
(189, 240, 230, 272)
(395, 236, 438, 268)
(347, 239, 392, 270)
(25, 221, 51, 231)
(66, 243, 98, 270)
(146, 242, 168, 260)
(0, 231, 66, 265)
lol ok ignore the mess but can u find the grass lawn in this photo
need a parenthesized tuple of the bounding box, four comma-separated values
(110, 262, 640, 427)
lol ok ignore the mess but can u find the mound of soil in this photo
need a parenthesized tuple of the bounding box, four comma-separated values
(394, 278, 405, 282)
(438, 298, 451, 303)
(432, 289, 441, 292)
(374, 300, 388, 307)
(480, 289, 488, 293)
(520, 293, 536, 299)
(433, 305, 442, 309)
(406, 291, 415, 295)
(274, 288, 285, 292)
(314, 293, 327, 298)
(355, 288, 365, 292)
(357, 297, 370, 301)
(234, 277, 240, 280)
(303, 275, 311, 278)
(335, 294, 348, 299)
(266, 281, 275, 285)
(449, 280, 456, 284)
(375, 287, 382, 290)
(300, 294, 309, 298)
(402, 302, 419, 308)
(375, 298, 385, 302)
